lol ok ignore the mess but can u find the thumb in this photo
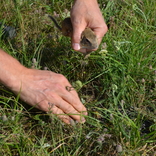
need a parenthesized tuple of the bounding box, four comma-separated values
(71, 24, 86, 51)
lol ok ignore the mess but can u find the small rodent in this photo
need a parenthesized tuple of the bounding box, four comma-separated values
(48, 15, 98, 50)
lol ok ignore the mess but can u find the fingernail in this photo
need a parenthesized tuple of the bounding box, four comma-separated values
(73, 43, 80, 51)
(83, 111, 88, 116)
(70, 119, 76, 126)
(80, 117, 86, 123)
(80, 48, 87, 53)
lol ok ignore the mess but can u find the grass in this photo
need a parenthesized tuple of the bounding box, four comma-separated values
(0, 0, 156, 155)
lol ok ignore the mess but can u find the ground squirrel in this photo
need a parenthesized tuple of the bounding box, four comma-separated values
(48, 15, 98, 51)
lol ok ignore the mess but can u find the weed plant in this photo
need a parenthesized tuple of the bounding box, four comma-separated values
(0, 0, 155, 155)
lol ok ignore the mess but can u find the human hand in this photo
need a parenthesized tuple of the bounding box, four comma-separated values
(71, 0, 108, 53)
(13, 69, 87, 124)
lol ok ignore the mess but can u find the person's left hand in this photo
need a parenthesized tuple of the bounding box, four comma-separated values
(11, 68, 87, 124)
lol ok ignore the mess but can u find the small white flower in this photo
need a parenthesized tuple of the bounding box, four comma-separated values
(116, 144, 123, 153)
(2, 115, 8, 122)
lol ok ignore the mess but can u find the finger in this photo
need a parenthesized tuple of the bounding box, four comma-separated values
(55, 95, 86, 123)
(77, 48, 87, 54)
(71, 27, 83, 51)
(43, 90, 86, 122)
(78, 48, 97, 55)
(71, 20, 87, 51)
(43, 77, 87, 117)
(93, 24, 108, 45)
(51, 80, 87, 115)
(47, 103, 72, 124)
(63, 92, 87, 115)
(36, 100, 72, 124)
(58, 85, 87, 115)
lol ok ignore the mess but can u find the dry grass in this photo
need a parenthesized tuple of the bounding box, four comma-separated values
(0, 0, 155, 155)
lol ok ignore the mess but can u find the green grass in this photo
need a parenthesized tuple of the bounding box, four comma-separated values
(0, 0, 155, 155)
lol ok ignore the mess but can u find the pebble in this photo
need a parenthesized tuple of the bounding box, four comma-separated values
(116, 144, 123, 153)
(152, 151, 156, 156)
(97, 135, 105, 143)
(11, 116, 15, 121)
(2, 115, 8, 121)
(0, 22, 16, 39)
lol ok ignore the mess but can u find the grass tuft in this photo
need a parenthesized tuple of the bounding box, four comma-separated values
(0, 0, 155, 155)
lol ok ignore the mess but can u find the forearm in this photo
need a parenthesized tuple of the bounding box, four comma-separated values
(73, 0, 99, 10)
(74, 0, 97, 3)
(0, 49, 26, 91)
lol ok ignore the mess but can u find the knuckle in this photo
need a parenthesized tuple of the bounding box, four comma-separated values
(57, 74, 67, 83)
(64, 105, 74, 114)
(38, 102, 47, 111)
(54, 83, 64, 92)
(102, 24, 108, 33)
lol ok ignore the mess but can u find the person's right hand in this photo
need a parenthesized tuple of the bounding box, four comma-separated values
(71, 0, 108, 53)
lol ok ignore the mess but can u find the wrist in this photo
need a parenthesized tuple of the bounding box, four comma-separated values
(7, 66, 28, 94)
(74, 0, 98, 4)
(1, 65, 27, 93)
(0, 49, 28, 93)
